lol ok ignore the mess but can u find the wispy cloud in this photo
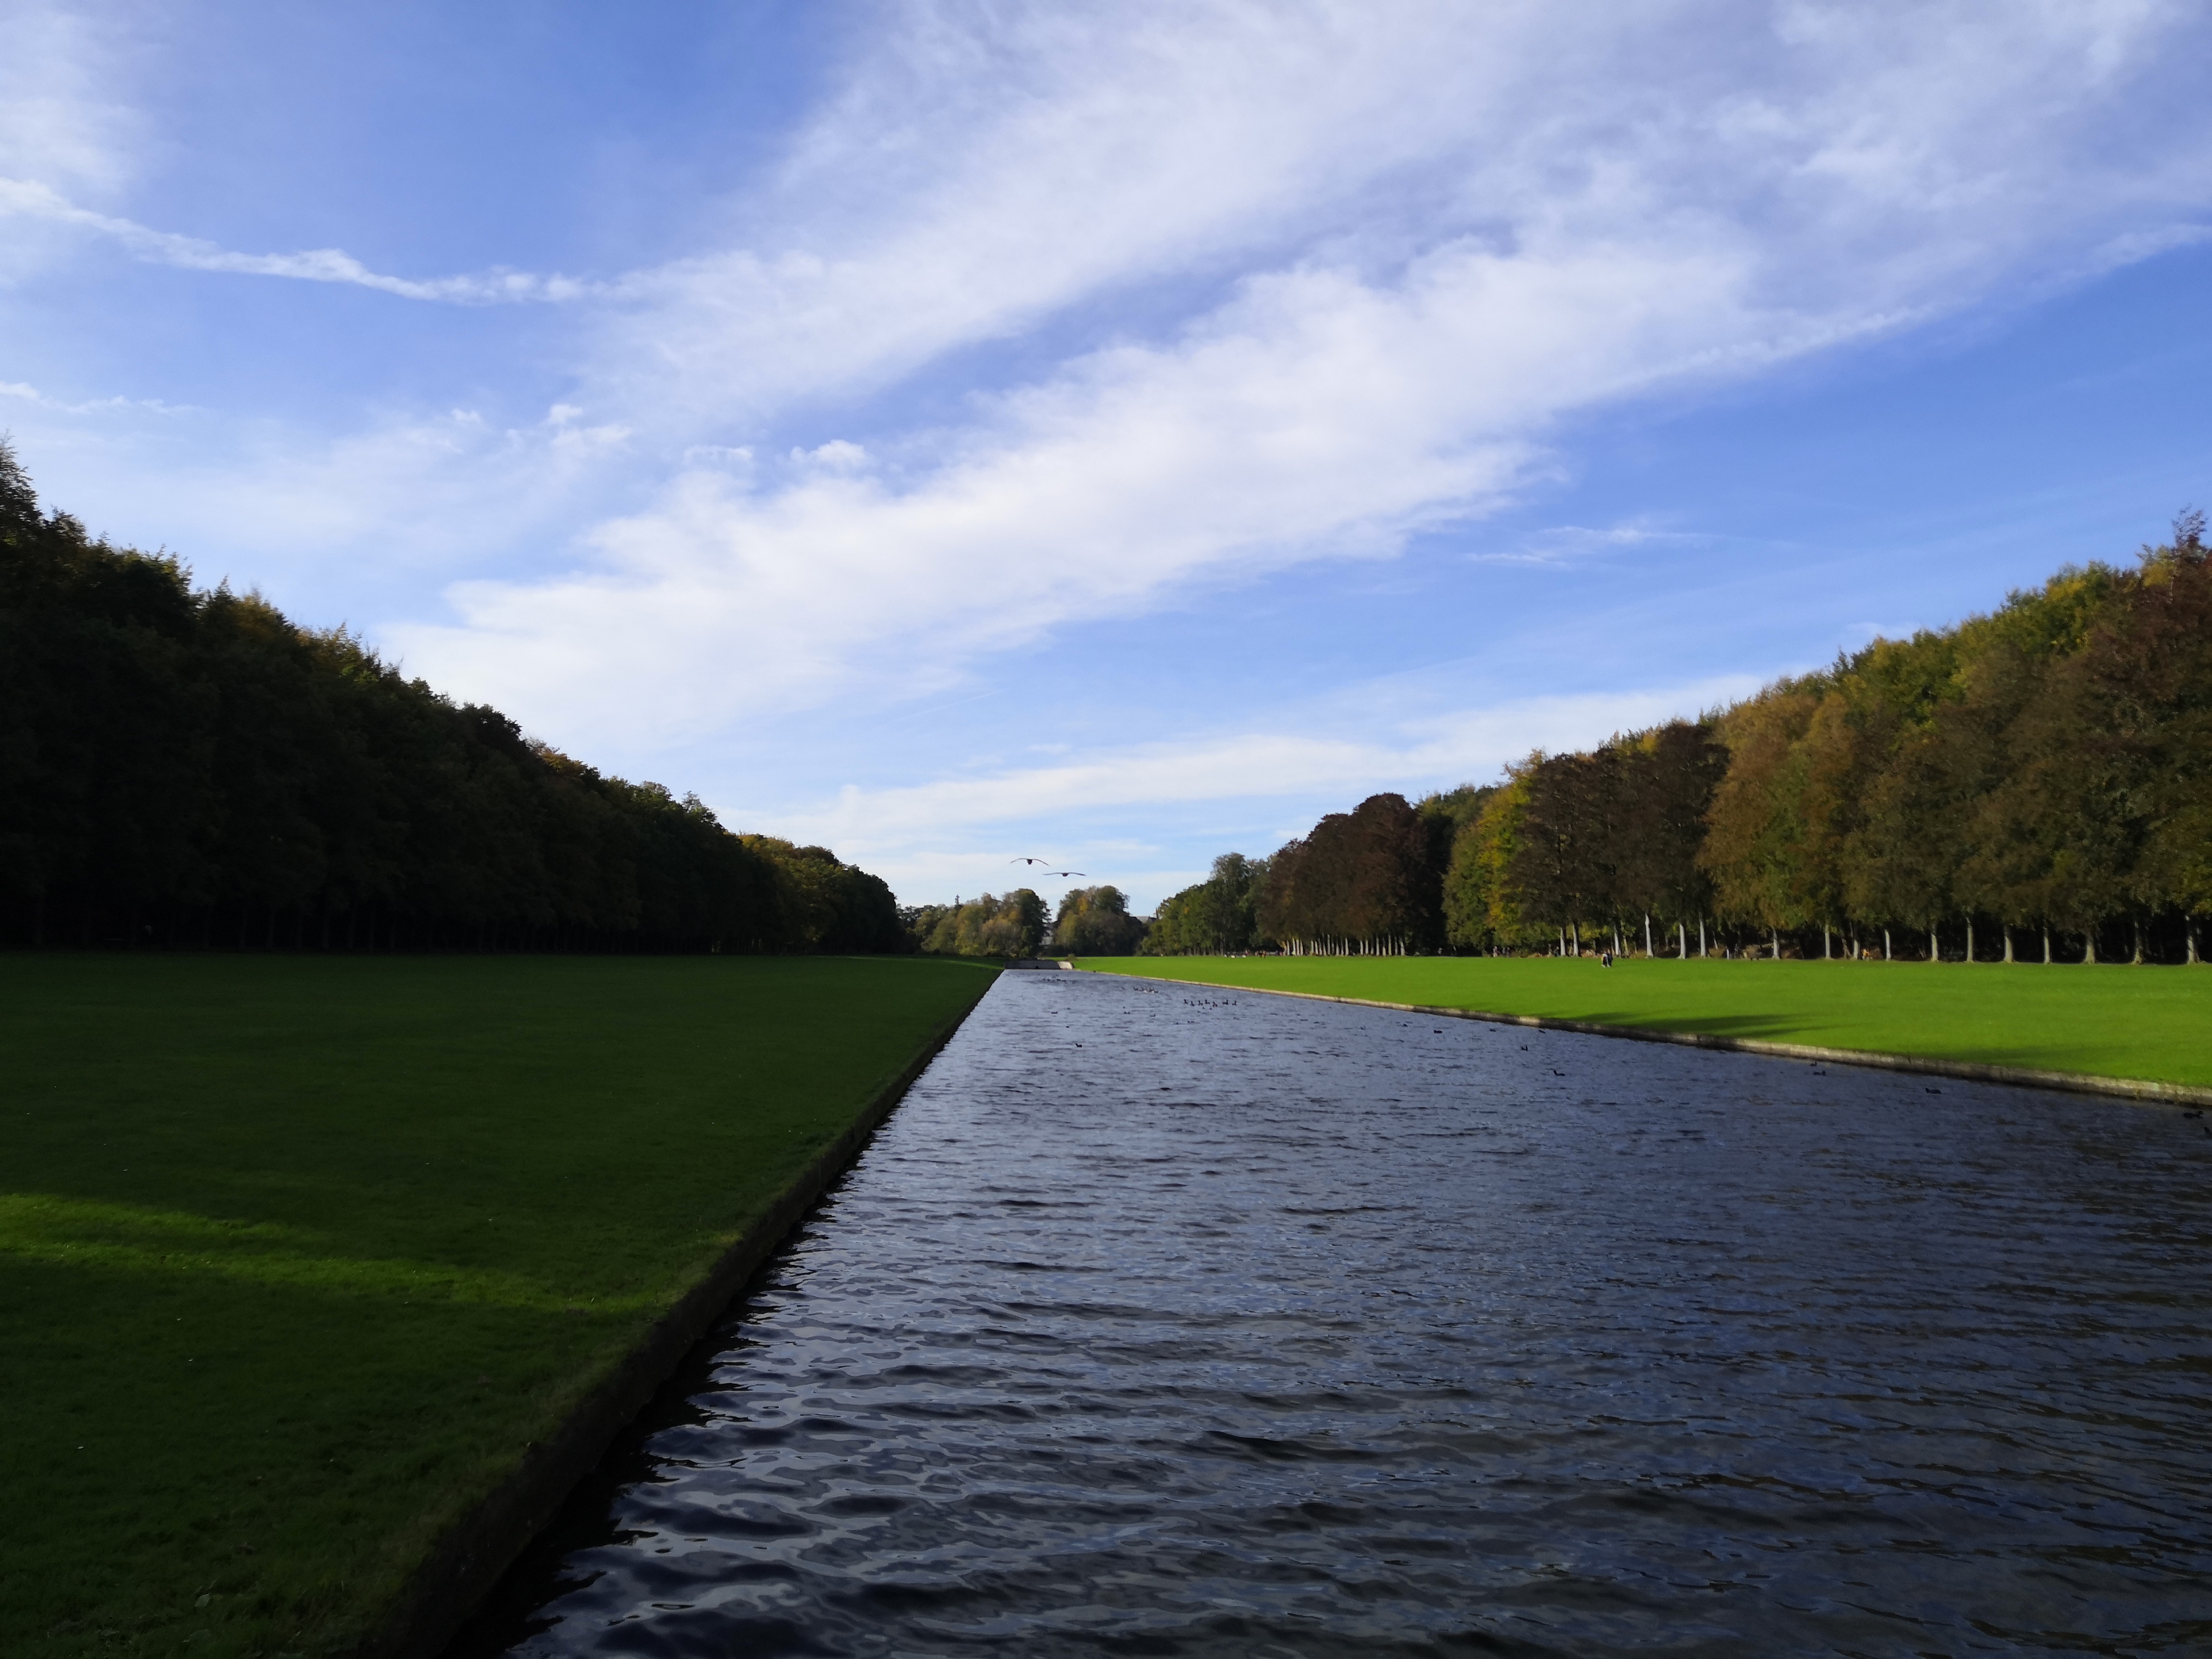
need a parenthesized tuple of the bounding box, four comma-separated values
(0, 4, 135, 195)
(0, 176, 595, 302)
(1467, 521, 1720, 568)
(0, 376, 191, 417)
(399, 0, 2212, 751)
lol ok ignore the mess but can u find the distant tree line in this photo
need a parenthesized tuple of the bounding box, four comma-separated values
(0, 443, 904, 953)
(903, 885, 1149, 958)
(904, 890, 1047, 958)
(1151, 518, 2212, 964)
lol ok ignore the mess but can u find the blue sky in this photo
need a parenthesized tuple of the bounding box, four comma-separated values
(5, 1, 2211, 909)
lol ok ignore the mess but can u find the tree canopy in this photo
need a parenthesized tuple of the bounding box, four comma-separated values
(0, 443, 901, 953)
(1052, 884, 1147, 954)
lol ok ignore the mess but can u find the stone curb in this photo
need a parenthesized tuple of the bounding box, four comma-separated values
(1098, 974, 2212, 1109)
(356, 983, 993, 1659)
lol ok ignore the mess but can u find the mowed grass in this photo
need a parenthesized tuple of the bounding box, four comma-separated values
(1079, 955, 2212, 1087)
(0, 952, 996, 1659)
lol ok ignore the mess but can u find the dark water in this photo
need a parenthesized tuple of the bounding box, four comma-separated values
(466, 970, 2212, 1657)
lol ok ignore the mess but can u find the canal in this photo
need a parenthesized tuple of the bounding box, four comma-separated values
(461, 968, 2212, 1656)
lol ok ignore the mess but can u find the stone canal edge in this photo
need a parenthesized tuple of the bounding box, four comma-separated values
(1088, 971, 2212, 1110)
(356, 985, 994, 1659)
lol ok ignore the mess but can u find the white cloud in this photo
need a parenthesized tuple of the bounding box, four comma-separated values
(584, 3, 1571, 424)
(12, 0, 2212, 809)
(399, 0, 2212, 746)
(0, 400, 637, 620)
(0, 5, 134, 194)
(577, 0, 2212, 428)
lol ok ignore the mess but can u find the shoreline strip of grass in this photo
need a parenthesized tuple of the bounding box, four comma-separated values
(1076, 956, 2212, 1103)
(1, 953, 998, 1659)
(366, 969, 987, 1659)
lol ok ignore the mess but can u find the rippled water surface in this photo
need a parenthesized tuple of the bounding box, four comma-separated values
(467, 970, 2212, 1657)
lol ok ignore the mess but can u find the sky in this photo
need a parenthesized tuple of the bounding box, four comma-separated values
(5, 0, 2212, 911)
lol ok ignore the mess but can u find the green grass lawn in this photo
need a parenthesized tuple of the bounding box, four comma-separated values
(0, 952, 996, 1659)
(1080, 955, 2212, 1087)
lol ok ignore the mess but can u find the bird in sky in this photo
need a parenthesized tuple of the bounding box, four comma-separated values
(1049, 870, 1087, 878)
(1010, 856, 1050, 866)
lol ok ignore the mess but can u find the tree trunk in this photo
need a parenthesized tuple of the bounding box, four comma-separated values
(2002, 926, 2014, 963)
(1645, 914, 1654, 956)
(1883, 926, 1891, 961)
(1965, 919, 1975, 963)
(1927, 925, 1938, 962)
(2188, 921, 2200, 964)
(2084, 928, 2098, 965)
(1570, 921, 1580, 956)
(2132, 916, 2145, 965)
(1678, 921, 1687, 958)
(1770, 928, 1779, 960)
(1822, 924, 1831, 960)
(1698, 916, 1707, 957)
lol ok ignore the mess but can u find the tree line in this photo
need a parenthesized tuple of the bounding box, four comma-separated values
(1149, 518, 2212, 964)
(0, 443, 904, 954)
(904, 884, 1145, 957)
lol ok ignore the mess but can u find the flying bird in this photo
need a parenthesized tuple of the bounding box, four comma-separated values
(1049, 870, 1087, 878)
(1010, 856, 1050, 866)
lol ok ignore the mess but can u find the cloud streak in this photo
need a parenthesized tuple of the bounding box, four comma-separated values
(0, 176, 598, 302)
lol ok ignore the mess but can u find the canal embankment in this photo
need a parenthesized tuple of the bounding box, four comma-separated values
(1079, 954, 2212, 1103)
(0, 953, 996, 1659)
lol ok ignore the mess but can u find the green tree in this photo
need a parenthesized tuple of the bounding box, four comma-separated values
(1053, 885, 1147, 954)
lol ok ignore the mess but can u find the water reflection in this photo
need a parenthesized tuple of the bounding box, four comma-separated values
(464, 970, 2212, 1657)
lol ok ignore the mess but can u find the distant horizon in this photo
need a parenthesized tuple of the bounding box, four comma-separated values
(6, 2, 2210, 910)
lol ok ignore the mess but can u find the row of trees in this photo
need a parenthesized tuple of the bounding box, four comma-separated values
(0, 443, 903, 953)
(1145, 793, 1481, 956)
(1443, 722, 1724, 958)
(1687, 522, 2209, 963)
(1150, 518, 2211, 963)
